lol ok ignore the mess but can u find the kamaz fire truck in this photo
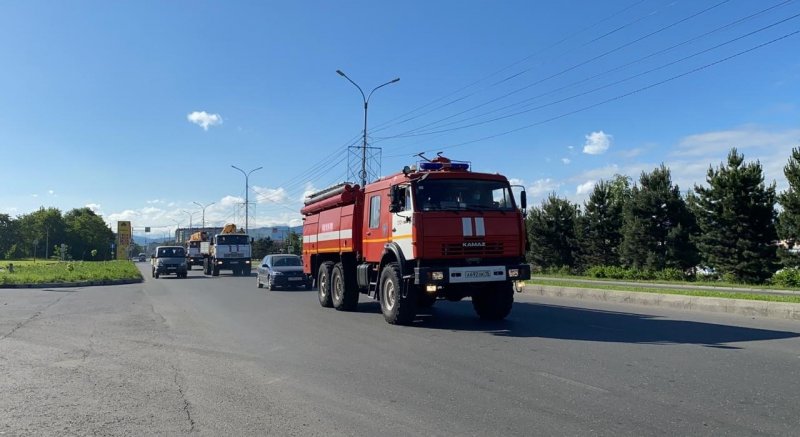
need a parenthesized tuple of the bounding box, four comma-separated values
(301, 154, 530, 325)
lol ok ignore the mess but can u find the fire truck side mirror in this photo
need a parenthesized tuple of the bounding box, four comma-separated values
(520, 190, 527, 211)
(388, 186, 402, 213)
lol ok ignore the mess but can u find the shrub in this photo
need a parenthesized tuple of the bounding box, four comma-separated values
(655, 268, 685, 281)
(770, 268, 800, 288)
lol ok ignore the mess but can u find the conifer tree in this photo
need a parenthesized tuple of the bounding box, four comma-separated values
(527, 194, 580, 270)
(619, 165, 698, 271)
(692, 148, 777, 283)
(777, 147, 800, 267)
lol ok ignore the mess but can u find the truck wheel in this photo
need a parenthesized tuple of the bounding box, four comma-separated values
(331, 263, 358, 311)
(203, 260, 210, 275)
(155, 271, 160, 279)
(187, 264, 192, 271)
(418, 291, 437, 308)
(244, 266, 251, 276)
(212, 264, 220, 276)
(317, 261, 334, 308)
(472, 282, 514, 321)
(379, 262, 416, 325)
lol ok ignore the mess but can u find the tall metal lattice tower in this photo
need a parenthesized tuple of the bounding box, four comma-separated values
(347, 145, 381, 187)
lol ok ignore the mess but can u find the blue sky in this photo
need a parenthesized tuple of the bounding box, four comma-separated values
(1, 0, 799, 237)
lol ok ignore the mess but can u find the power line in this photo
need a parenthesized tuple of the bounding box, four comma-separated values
(388, 29, 800, 157)
(380, 10, 800, 141)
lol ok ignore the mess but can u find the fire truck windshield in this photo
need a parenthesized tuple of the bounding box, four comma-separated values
(416, 179, 515, 212)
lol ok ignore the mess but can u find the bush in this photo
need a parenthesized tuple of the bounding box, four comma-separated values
(655, 268, 685, 281)
(770, 268, 800, 288)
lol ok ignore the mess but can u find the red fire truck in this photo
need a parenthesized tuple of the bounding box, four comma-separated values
(301, 155, 531, 325)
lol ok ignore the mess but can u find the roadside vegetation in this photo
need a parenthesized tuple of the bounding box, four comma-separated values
(527, 147, 800, 287)
(526, 277, 800, 304)
(0, 260, 142, 285)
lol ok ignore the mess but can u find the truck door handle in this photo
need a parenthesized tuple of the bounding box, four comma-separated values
(366, 231, 371, 236)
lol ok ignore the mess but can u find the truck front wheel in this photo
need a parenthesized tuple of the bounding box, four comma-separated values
(379, 263, 416, 325)
(212, 263, 219, 276)
(332, 263, 358, 311)
(317, 262, 334, 308)
(472, 282, 514, 321)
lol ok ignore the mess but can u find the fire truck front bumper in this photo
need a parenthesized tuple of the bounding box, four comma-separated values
(414, 263, 531, 286)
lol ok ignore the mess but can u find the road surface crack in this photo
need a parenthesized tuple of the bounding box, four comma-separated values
(1, 296, 64, 340)
(172, 363, 196, 433)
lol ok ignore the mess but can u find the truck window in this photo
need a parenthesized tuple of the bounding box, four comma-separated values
(417, 179, 515, 211)
(369, 195, 381, 229)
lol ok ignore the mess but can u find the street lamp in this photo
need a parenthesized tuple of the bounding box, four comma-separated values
(182, 210, 196, 235)
(336, 69, 399, 187)
(231, 165, 262, 234)
(171, 219, 181, 243)
(193, 201, 215, 231)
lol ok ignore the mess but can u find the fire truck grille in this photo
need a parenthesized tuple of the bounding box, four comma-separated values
(441, 242, 504, 256)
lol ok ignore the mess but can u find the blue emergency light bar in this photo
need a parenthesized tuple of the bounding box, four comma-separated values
(419, 161, 470, 171)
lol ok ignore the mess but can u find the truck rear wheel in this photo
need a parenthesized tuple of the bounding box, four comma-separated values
(212, 263, 219, 276)
(379, 262, 416, 325)
(472, 282, 514, 321)
(331, 263, 358, 311)
(317, 261, 334, 308)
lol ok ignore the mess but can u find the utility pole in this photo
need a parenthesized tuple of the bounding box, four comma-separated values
(336, 70, 399, 187)
(231, 165, 262, 234)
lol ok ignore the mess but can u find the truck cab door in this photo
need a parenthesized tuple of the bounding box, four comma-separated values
(364, 191, 388, 262)
(391, 185, 415, 260)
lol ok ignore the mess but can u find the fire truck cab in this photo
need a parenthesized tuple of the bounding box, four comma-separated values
(302, 155, 530, 325)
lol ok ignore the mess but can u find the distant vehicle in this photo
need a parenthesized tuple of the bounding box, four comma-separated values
(185, 231, 209, 270)
(152, 246, 188, 278)
(138, 253, 146, 262)
(203, 223, 252, 276)
(257, 254, 312, 290)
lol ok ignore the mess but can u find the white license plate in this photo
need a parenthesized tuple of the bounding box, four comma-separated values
(288, 277, 302, 281)
(465, 270, 491, 278)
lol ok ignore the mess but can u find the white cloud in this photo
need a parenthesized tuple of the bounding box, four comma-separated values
(253, 186, 289, 204)
(48, 190, 55, 195)
(187, 111, 223, 131)
(221, 195, 244, 207)
(582, 130, 612, 155)
(300, 182, 318, 202)
(576, 180, 596, 195)
(674, 126, 800, 158)
(146, 199, 165, 204)
(528, 178, 561, 198)
(85, 203, 102, 212)
(561, 158, 571, 165)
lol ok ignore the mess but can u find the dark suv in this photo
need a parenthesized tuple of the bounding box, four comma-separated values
(256, 254, 311, 290)
(152, 246, 188, 278)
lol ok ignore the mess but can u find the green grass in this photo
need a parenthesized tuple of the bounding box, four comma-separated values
(526, 278, 800, 304)
(532, 272, 798, 291)
(0, 260, 142, 285)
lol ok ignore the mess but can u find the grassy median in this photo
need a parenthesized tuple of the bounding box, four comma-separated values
(526, 278, 800, 304)
(0, 260, 143, 286)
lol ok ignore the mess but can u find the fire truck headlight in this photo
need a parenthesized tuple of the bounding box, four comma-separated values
(426, 285, 437, 293)
(245, 260, 251, 264)
(431, 271, 444, 281)
(508, 269, 519, 278)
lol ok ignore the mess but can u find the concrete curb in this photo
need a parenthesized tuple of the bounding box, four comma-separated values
(524, 284, 800, 321)
(0, 277, 143, 289)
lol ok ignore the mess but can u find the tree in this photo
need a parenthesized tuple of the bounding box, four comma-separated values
(527, 194, 580, 270)
(63, 208, 115, 261)
(0, 214, 19, 260)
(16, 207, 66, 259)
(692, 148, 777, 283)
(252, 237, 275, 259)
(777, 147, 800, 267)
(578, 179, 626, 268)
(619, 165, 698, 271)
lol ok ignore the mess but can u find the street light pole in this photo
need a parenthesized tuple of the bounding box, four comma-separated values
(193, 201, 215, 231)
(336, 70, 399, 187)
(231, 165, 262, 235)
(182, 210, 196, 235)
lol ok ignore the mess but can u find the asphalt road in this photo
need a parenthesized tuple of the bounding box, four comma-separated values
(2, 263, 800, 436)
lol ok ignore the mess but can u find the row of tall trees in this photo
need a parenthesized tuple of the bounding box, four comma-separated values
(0, 207, 115, 261)
(526, 147, 799, 284)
